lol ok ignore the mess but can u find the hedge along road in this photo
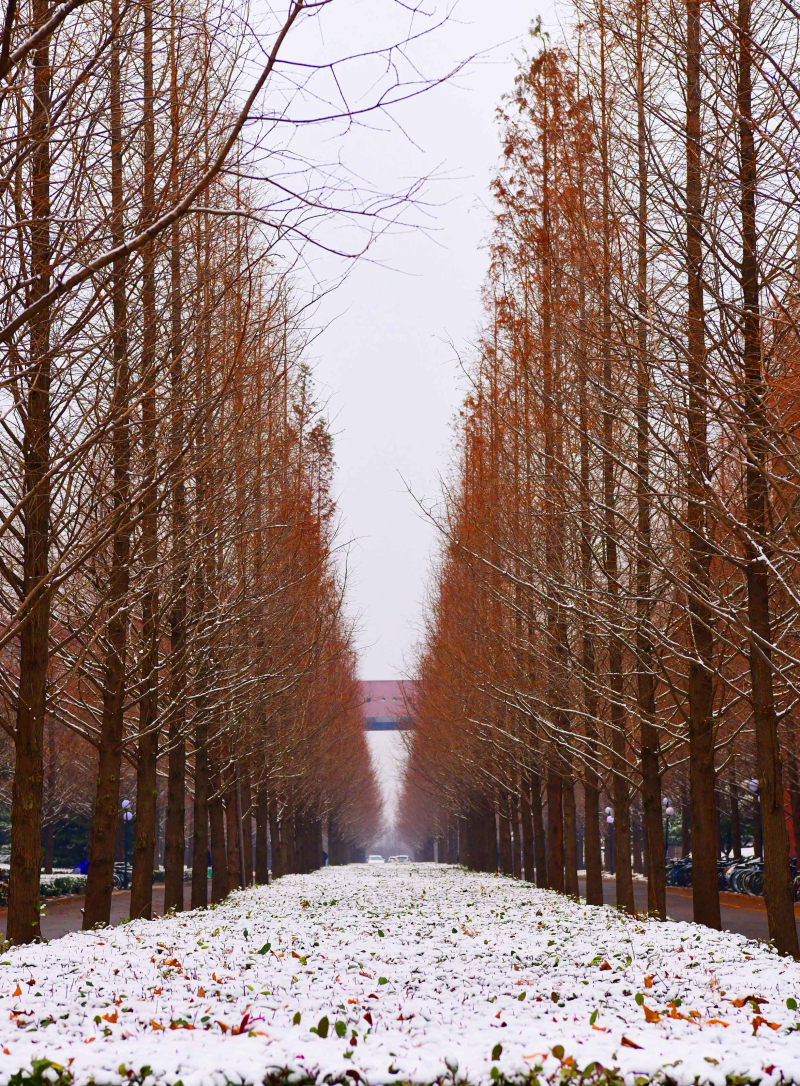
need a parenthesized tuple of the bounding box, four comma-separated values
(0, 882, 196, 939)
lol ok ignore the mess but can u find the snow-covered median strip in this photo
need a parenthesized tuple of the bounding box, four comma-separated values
(0, 864, 798, 1086)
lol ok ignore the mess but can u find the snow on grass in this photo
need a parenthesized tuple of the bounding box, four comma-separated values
(0, 863, 798, 1086)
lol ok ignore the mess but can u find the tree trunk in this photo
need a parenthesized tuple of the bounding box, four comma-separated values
(241, 770, 253, 884)
(191, 719, 208, 908)
(521, 782, 535, 882)
(7, 0, 53, 946)
(83, 0, 131, 929)
(685, 0, 721, 931)
(531, 773, 548, 888)
(730, 771, 742, 860)
(736, 0, 798, 956)
(131, 721, 158, 919)
(208, 751, 227, 903)
(163, 720, 186, 911)
(546, 766, 563, 892)
(498, 804, 513, 874)
(163, 18, 187, 913)
(269, 796, 281, 878)
(42, 724, 55, 873)
(563, 778, 579, 896)
(681, 786, 691, 857)
(225, 771, 242, 890)
(255, 785, 269, 883)
(130, 0, 159, 925)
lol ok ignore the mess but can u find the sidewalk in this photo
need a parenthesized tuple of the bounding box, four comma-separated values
(579, 874, 800, 941)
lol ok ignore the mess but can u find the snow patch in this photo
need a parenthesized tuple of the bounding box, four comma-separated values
(0, 864, 798, 1086)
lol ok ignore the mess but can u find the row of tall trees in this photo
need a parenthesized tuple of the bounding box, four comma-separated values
(399, 0, 800, 959)
(0, 0, 395, 944)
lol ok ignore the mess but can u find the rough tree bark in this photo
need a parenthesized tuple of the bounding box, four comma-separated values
(83, 0, 132, 928)
(685, 0, 721, 931)
(736, 0, 799, 957)
(7, 0, 53, 947)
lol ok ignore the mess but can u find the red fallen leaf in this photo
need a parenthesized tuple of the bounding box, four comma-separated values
(3, 1048, 10, 1055)
(765, 1067, 775, 1075)
(150, 1021, 164, 1031)
(689, 1011, 701, 1018)
(363, 1011, 373, 1026)
(752, 1016, 780, 1034)
(367, 993, 379, 999)
(707, 1019, 729, 1027)
(591, 1024, 609, 1032)
(732, 995, 768, 1008)
(359, 972, 373, 979)
(164, 958, 181, 967)
(197, 988, 206, 997)
(644, 975, 654, 989)
(599, 961, 611, 971)
(153, 987, 162, 995)
(291, 951, 301, 959)
(643, 1005, 661, 1024)
(668, 1003, 688, 1021)
(26, 979, 35, 987)
(216, 1021, 229, 1033)
(347, 999, 359, 1005)
(397, 1013, 415, 1021)
(346, 1072, 361, 1082)
(621, 1037, 642, 1049)
(102, 1010, 118, 1023)
(11, 985, 21, 997)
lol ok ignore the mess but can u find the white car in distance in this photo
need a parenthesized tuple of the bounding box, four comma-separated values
(366, 854, 385, 864)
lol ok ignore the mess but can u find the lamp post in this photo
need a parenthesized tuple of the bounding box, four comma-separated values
(604, 806, 614, 872)
(662, 796, 675, 858)
(746, 778, 761, 858)
(121, 800, 133, 889)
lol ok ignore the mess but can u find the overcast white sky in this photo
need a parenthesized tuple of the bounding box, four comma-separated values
(305, 0, 560, 680)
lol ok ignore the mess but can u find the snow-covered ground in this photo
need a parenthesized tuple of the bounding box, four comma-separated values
(1, 864, 798, 1086)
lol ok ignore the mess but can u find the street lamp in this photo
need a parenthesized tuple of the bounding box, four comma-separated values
(662, 797, 675, 857)
(121, 800, 133, 889)
(604, 807, 614, 874)
(745, 779, 761, 858)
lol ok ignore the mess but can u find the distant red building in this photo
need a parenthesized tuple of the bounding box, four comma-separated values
(360, 680, 415, 731)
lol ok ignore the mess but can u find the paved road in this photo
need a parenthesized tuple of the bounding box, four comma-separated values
(0, 883, 196, 940)
(578, 876, 800, 941)
(3, 876, 797, 943)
